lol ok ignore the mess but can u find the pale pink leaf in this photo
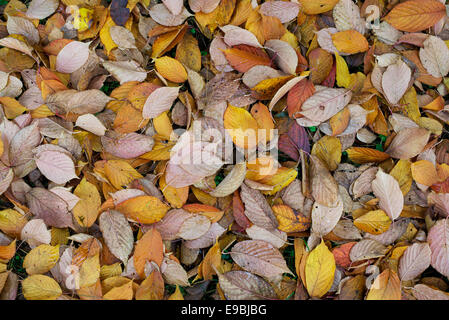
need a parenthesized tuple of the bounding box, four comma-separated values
(75, 114, 106, 136)
(162, 0, 184, 15)
(259, 1, 301, 23)
(142, 86, 180, 119)
(398, 242, 431, 281)
(34, 150, 78, 184)
(101, 133, 155, 159)
(371, 169, 403, 220)
(188, 0, 221, 13)
(56, 41, 90, 74)
(428, 219, 449, 278)
(26, 0, 59, 19)
(264, 39, 298, 74)
(221, 25, 262, 48)
(381, 60, 411, 105)
(20, 219, 51, 248)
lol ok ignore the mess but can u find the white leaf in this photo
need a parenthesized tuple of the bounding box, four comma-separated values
(56, 41, 90, 74)
(221, 25, 262, 48)
(188, 0, 221, 13)
(75, 114, 106, 136)
(420, 35, 449, 78)
(371, 169, 403, 220)
(26, 0, 59, 19)
(333, 0, 366, 34)
(300, 86, 352, 123)
(102, 60, 147, 84)
(381, 60, 411, 105)
(20, 219, 51, 248)
(245, 225, 287, 249)
(265, 39, 298, 74)
(142, 86, 180, 119)
(311, 196, 343, 237)
(149, 4, 192, 27)
(99, 210, 134, 265)
(259, 1, 301, 23)
(109, 26, 137, 49)
(399, 243, 431, 281)
(6, 16, 39, 45)
(230, 240, 292, 278)
(162, 0, 184, 15)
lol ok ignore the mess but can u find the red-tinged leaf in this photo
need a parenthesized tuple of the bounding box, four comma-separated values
(287, 79, 316, 119)
(223, 45, 272, 73)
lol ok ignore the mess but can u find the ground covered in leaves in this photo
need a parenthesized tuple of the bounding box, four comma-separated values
(0, 0, 449, 301)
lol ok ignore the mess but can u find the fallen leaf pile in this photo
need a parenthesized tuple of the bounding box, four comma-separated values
(1, 0, 449, 301)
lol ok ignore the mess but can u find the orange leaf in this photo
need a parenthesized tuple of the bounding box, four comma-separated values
(0, 240, 16, 263)
(411, 160, 439, 186)
(287, 78, 315, 119)
(385, 0, 446, 32)
(332, 30, 369, 54)
(330, 107, 350, 136)
(223, 45, 272, 73)
(133, 227, 164, 279)
(346, 147, 391, 164)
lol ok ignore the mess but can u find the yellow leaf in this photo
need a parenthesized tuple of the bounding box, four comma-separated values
(72, 177, 101, 228)
(23, 244, 60, 275)
(168, 285, 184, 300)
(389, 160, 413, 195)
(153, 111, 173, 140)
(100, 263, 122, 280)
(155, 56, 188, 83)
(0, 97, 27, 119)
(224, 105, 259, 149)
(191, 186, 217, 206)
(175, 33, 201, 72)
(272, 205, 311, 233)
(311, 136, 342, 171)
(251, 102, 275, 143)
(252, 75, 294, 99)
(354, 210, 392, 235)
(22, 275, 62, 300)
(151, 25, 187, 59)
(366, 269, 401, 300)
(103, 280, 134, 300)
(116, 195, 169, 224)
(140, 140, 175, 160)
(299, 0, 339, 14)
(0, 209, 27, 238)
(335, 52, 351, 88)
(104, 160, 143, 189)
(79, 253, 101, 289)
(400, 87, 420, 122)
(259, 167, 298, 195)
(159, 173, 188, 208)
(305, 240, 335, 298)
